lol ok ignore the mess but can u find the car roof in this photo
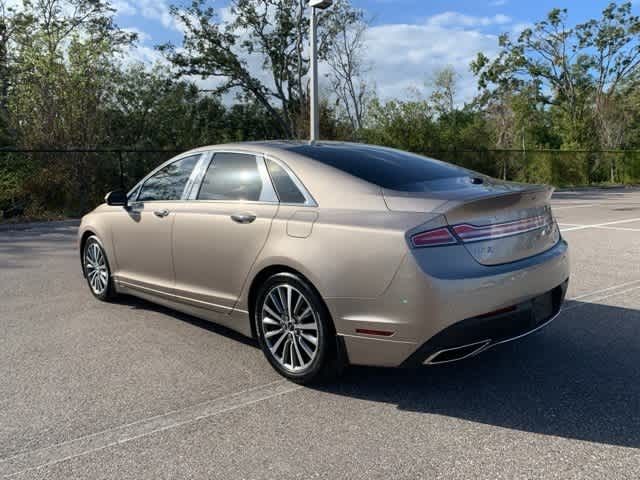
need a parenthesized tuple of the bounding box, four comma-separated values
(179, 141, 395, 209)
(183, 140, 387, 157)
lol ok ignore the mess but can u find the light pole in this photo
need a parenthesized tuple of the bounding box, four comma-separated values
(308, 0, 333, 144)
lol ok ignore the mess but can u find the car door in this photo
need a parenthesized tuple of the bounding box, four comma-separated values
(171, 151, 279, 313)
(109, 153, 201, 294)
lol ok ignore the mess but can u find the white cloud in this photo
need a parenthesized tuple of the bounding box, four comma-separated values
(489, 0, 508, 7)
(113, 0, 182, 32)
(426, 12, 512, 28)
(362, 16, 504, 103)
(122, 26, 151, 43)
(112, 0, 136, 16)
(113, 7, 507, 106)
(222, 9, 506, 104)
(2, 0, 22, 10)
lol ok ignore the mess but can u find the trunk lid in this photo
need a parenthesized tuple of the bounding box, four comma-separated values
(384, 176, 560, 266)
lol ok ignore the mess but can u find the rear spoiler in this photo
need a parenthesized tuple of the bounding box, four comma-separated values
(433, 185, 554, 226)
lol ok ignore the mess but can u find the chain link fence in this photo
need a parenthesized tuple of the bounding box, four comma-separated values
(1, 148, 639, 219)
(428, 149, 640, 186)
(0, 149, 180, 219)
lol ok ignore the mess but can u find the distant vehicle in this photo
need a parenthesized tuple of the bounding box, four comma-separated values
(78, 141, 569, 383)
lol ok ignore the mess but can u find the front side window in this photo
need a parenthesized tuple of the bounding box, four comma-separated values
(266, 159, 306, 204)
(137, 154, 200, 201)
(198, 153, 263, 201)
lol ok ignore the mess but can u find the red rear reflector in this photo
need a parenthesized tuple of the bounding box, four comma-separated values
(411, 227, 457, 248)
(452, 215, 549, 243)
(355, 328, 395, 337)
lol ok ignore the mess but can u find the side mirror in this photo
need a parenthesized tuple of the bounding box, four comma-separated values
(105, 190, 128, 207)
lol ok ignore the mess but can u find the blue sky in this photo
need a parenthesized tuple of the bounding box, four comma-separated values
(350, 0, 612, 28)
(112, 0, 637, 102)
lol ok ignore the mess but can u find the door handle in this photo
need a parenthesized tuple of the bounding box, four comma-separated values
(153, 209, 170, 218)
(231, 213, 257, 224)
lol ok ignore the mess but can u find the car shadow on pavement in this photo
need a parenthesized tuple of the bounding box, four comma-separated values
(110, 293, 640, 448)
(112, 295, 260, 349)
(316, 300, 640, 449)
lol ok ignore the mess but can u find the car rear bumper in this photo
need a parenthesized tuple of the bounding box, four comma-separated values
(399, 279, 568, 367)
(328, 239, 570, 367)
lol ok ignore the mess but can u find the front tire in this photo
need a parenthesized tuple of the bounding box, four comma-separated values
(83, 235, 116, 301)
(255, 273, 340, 384)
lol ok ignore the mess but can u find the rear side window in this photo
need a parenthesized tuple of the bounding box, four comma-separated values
(137, 154, 199, 201)
(289, 144, 465, 191)
(198, 153, 263, 201)
(266, 159, 306, 204)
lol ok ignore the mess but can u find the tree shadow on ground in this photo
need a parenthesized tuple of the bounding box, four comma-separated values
(0, 226, 77, 268)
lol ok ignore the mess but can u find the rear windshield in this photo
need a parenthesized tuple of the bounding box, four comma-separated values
(289, 144, 465, 191)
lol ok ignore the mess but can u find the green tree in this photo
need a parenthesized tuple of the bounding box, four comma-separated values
(472, 2, 640, 154)
(429, 66, 458, 118)
(323, 0, 369, 136)
(161, 0, 360, 139)
(7, 0, 135, 214)
(578, 3, 640, 150)
(10, 0, 135, 147)
(471, 8, 589, 146)
(362, 97, 438, 153)
(0, 0, 33, 145)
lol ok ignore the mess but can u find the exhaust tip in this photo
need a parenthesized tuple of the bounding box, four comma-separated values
(424, 339, 491, 365)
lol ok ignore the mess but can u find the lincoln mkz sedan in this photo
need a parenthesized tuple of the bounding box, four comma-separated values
(78, 142, 569, 383)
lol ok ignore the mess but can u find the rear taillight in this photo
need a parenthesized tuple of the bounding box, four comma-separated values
(411, 227, 457, 248)
(411, 214, 552, 248)
(452, 215, 549, 243)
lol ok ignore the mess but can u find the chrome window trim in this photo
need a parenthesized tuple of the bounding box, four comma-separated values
(126, 147, 317, 207)
(185, 151, 214, 200)
(191, 150, 278, 204)
(256, 155, 279, 203)
(127, 152, 203, 202)
(263, 154, 317, 207)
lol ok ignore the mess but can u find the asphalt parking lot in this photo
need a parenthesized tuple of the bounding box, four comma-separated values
(1, 188, 640, 479)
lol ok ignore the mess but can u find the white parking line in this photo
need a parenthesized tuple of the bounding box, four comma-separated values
(562, 285, 640, 312)
(559, 224, 640, 232)
(556, 191, 629, 195)
(560, 217, 640, 232)
(594, 226, 640, 232)
(552, 204, 595, 210)
(0, 380, 302, 478)
(569, 280, 640, 301)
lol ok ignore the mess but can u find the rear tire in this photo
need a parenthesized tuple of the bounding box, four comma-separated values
(83, 235, 116, 301)
(254, 272, 341, 384)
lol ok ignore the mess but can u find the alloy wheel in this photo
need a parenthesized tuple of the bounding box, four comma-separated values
(84, 242, 109, 296)
(260, 283, 320, 373)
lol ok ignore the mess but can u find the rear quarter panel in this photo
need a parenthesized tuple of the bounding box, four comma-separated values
(237, 202, 437, 310)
